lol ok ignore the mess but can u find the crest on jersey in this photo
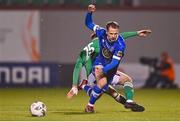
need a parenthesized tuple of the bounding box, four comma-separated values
(117, 51, 123, 57)
(102, 48, 112, 59)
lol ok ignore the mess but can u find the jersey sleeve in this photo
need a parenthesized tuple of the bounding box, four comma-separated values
(85, 12, 96, 31)
(113, 50, 124, 61)
(72, 56, 83, 86)
(102, 58, 119, 74)
(120, 31, 138, 40)
(85, 12, 106, 37)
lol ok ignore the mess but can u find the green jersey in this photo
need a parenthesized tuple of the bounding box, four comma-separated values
(73, 31, 138, 86)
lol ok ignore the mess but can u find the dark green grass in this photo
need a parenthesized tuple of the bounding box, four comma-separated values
(0, 88, 180, 121)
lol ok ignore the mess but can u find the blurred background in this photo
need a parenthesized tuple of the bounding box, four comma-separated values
(0, 0, 180, 88)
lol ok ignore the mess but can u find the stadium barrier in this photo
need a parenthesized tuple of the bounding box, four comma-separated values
(0, 62, 61, 87)
(1, 62, 179, 88)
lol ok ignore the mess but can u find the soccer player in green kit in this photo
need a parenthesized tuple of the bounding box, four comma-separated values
(67, 29, 151, 110)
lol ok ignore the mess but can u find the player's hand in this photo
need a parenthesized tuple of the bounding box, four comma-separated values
(67, 86, 78, 99)
(88, 4, 96, 13)
(137, 29, 152, 37)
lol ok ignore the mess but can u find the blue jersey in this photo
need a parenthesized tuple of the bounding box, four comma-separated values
(85, 12, 126, 75)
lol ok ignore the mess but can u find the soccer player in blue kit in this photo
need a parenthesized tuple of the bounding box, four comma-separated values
(82, 4, 145, 113)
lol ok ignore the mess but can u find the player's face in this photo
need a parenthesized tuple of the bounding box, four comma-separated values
(107, 26, 119, 42)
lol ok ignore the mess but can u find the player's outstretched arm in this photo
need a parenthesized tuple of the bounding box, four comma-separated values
(137, 29, 152, 37)
(120, 29, 151, 39)
(85, 4, 97, 31)
(67, 56, 83, 99)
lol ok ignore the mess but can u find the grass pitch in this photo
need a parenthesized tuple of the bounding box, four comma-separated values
(0, 88, 180, 121)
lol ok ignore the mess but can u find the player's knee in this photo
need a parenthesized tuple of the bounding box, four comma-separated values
(122, 75, 133, 88)
(124, 80, 133, 88)
(127, 76, 133, 83)
(95, 65, 104, 78)
(121, 75, 133, 85)
(97, 77, 107, 88)
(95, 73, 103, 80)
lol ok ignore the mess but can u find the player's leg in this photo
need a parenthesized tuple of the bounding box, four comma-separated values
(85, 71, 127, 106)
(85, 65, 107, 113)
(78, 59, 94, 96)
(78, 65, 103, 98)
(80, 72, 126, 105)
(114, 71, 145, 112)
(104, 85, 126, 105)
(112, 71, 134, 103)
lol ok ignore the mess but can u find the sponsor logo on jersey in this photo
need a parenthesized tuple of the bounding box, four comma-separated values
(102, 48, 112, 59)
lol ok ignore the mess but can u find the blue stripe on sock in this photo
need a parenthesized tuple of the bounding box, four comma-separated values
(89, 85, 102, 105)
(84, 85, 92, 96)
